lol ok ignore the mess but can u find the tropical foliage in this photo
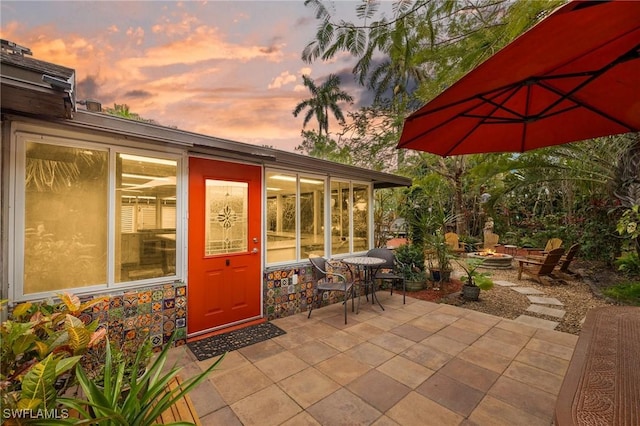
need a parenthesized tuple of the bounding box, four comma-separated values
(292, 74, 353, 137)
(58, 334, 224, 426)
(0, 294, 106, 414)
(455, 258, 494, 290)
(295, 0, 639, 270)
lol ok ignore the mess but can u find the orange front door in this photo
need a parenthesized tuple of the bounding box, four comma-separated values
(188, 157, 262, 335)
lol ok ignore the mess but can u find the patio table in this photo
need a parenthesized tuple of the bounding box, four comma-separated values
(342, 256, 386, 311)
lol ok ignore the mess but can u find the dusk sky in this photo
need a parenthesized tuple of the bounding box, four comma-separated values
(1, 1, 391, 152)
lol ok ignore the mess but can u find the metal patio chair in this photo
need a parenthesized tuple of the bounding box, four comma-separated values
(367, 248, 406, 304)
(308, 256, 357, 324)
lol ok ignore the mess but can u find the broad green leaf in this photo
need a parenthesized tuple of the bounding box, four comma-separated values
(17, 397, 42, 410)
(20, 354, 57, 411)
(64, 314, 84, 329)
(55, 355, 81, 376)
(68, 326, 91, 354)
(12, 301, 33, 318)
(12, 333, 36, 355)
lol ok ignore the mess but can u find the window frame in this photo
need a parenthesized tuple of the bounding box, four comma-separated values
(10, 130, 185, 302)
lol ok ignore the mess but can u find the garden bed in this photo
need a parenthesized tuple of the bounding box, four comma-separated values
(406, 261, 619, 335)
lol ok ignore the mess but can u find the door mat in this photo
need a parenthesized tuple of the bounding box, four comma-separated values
(187, 322, 286, 361)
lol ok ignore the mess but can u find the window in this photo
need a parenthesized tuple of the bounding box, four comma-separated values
(23, 142, 109, 294)
(331, 181, 350, 255)
(204, 180, 248, 255)
(300, 177, 325, 258)
(265, 170, 371, 264)
(266, 172, 298, 263)
(15, 134, 181, 298)
(116, 153, 177, 282)
(352, 183, 370, 253)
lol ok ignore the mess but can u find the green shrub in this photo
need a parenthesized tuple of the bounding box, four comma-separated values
(603, 282, 640, 306)
(395, 243, 427, 282)
(614, 252, 640, 276)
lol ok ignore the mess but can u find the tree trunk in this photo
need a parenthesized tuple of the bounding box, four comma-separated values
(454, 176, 466, 235)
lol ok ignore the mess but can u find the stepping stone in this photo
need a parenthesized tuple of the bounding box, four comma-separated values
(511, 287, 545, 295)
(494, 280, 518, 287)
(527, 296, 564, 306)
(514, 315, 559, 330)
(526, 304, 566, 318)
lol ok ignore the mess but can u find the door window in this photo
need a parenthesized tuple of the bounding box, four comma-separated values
(205, 180, 248, 255)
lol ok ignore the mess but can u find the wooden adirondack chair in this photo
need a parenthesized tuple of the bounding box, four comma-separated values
(483, 233, 499, 250)
(526, 238, 563, 256)
(557, 243, 580, 275)
(444, 232, 467, 255)
(517, 248, 565, 285)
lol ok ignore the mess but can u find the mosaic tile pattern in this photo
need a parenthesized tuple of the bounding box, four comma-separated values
(79, 281, 187, 351)
(13, 264, 356, 347)
(263, 260, 354, 321)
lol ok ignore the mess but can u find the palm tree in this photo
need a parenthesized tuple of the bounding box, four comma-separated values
(293, 74, 353, 137)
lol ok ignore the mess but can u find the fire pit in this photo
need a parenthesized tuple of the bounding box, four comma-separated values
(467, 250, 513, 269)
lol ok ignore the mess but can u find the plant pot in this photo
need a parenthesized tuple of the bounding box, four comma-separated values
(406, 280, 427, 292)
(430, 268, 452, 283)
(462, 284, 481, 301)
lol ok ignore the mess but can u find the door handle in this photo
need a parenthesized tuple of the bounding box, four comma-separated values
(251, 248, 259, 254)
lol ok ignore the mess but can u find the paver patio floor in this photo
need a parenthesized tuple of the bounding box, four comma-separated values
(170, 292, 578, 425)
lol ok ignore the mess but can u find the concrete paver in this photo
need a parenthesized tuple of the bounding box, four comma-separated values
(511, 287, 545, 295)
(176, 293, 578, 425)
(514, 314, 560, 329)
(493, 280, 518, 286)
(526, 304, 566, 318)
(526, 296, 564, 306)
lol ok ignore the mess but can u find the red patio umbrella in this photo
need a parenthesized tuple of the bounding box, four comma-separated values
(397, 0, 640, 157)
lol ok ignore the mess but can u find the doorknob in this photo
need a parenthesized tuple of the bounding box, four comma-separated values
(251, 248, 259, 254)
(253, 237, 259, 243)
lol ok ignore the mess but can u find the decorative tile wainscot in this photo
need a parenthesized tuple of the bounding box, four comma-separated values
(78, 281, 187, 351)
(264, 260, 354, 321)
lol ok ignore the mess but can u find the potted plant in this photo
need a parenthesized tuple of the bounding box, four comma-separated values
(455, 258, 495, 301)
(394, 243, 427, 291)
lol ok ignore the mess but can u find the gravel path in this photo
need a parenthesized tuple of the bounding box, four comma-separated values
(425, 263, 615, 335)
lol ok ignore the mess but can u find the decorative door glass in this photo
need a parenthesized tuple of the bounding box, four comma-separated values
(205, 179, 248, 255)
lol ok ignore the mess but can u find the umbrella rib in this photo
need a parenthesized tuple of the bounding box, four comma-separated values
(443, 97, 512, 156)
(407, 82, 523, 121)
(407, 43, 639, 123)
(398, 85, 519, 149)
(464, 105, 581, 123)
(537, 79, 638, 131)
(527, 43, 640, 129)
(520, 82, 532, 152)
